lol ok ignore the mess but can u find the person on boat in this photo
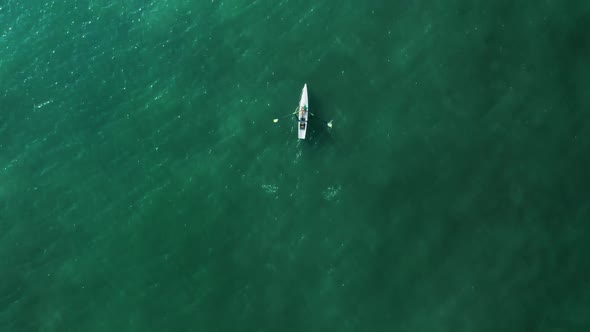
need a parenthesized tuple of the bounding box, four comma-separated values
(300, 105, 307, 121)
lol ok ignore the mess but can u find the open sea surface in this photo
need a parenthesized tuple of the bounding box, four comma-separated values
(1, 0, 590, 331)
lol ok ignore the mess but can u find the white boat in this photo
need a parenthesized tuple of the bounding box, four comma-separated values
(298, 84, 309, 139)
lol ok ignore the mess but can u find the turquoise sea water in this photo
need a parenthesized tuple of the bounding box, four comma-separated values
(2, 0, 590, 331)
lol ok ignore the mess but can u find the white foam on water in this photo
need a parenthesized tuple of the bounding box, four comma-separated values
(261, 184, 279, 194)
(322, 185, 342, 202)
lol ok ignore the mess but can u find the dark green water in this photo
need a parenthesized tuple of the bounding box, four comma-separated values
(2, 0, 590, 330)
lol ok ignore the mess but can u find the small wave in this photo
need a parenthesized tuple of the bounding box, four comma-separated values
(34, 99, 54, 109)
(261, 184, 278, 194)
(322, 185, 341, 202)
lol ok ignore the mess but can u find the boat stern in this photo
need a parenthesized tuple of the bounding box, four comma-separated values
(298, 120, 307, 139)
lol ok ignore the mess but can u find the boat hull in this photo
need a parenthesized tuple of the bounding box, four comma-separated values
(298, 84, 309, 139)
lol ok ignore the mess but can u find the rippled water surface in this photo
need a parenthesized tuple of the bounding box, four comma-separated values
(1, 0, 590, 331)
